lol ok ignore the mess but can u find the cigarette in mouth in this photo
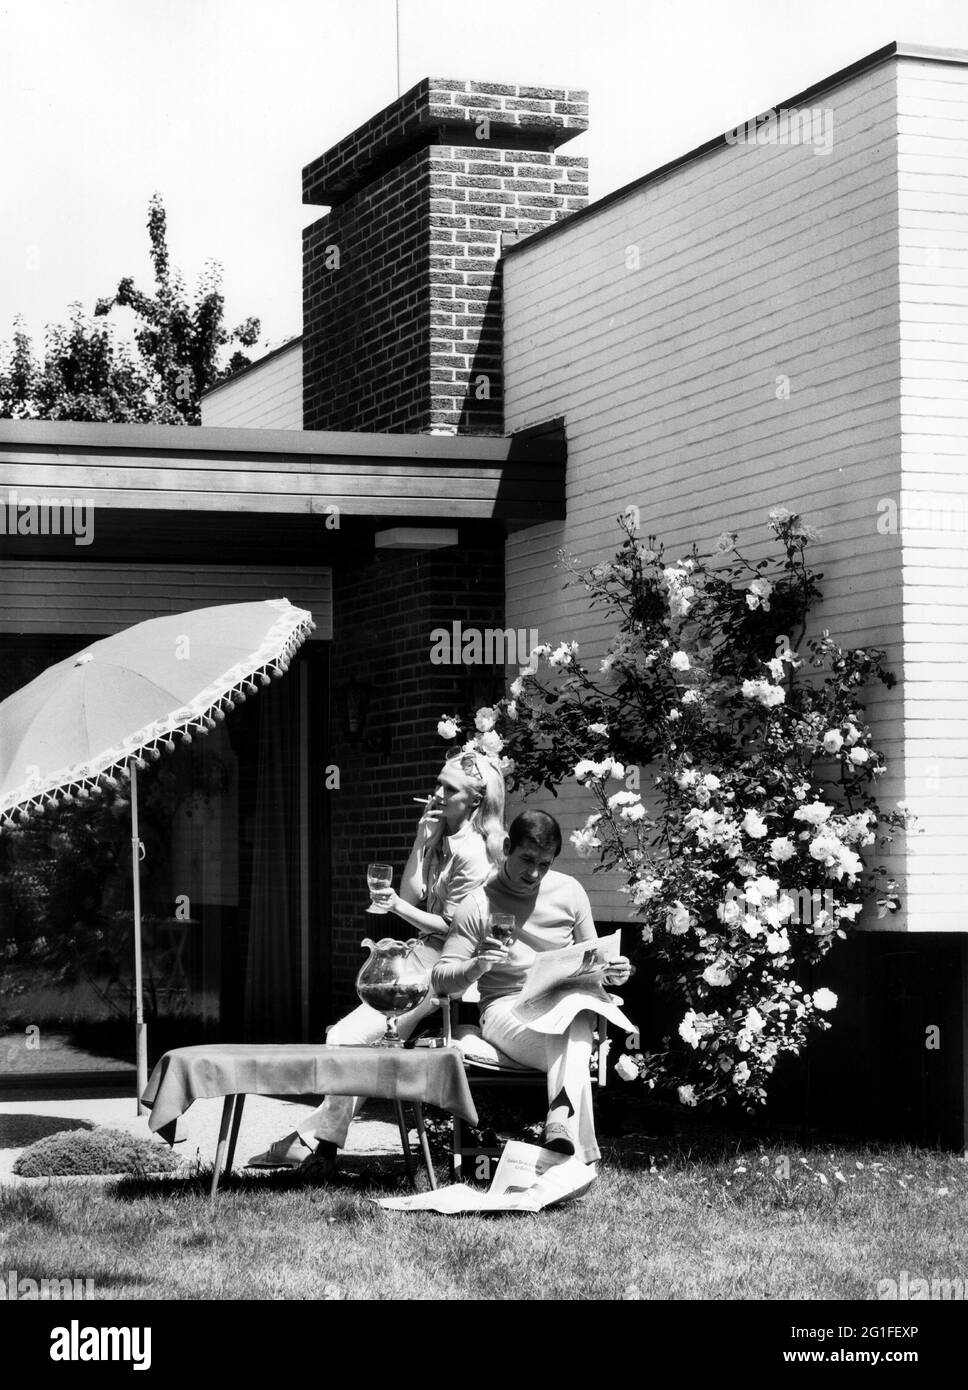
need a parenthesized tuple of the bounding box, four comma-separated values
(412, 796, 433, 805)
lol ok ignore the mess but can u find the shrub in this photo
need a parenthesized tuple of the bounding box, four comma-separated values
(13, 1126, 179, 1177)
(439, 511, 913, 1110)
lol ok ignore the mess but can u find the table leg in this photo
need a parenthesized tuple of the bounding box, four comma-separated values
(210, 1095, 236, 1200)
(393, 1099, 417, 1190)
(452, 1115, 463, 1184)
(225, 1094, 246, 1175)
(413, 1103, 437, 1190)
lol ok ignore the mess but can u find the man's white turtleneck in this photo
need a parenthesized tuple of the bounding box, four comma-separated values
(432, 862, 595, 1011)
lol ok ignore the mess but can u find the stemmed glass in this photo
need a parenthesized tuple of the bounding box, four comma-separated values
(488, 911, 517, 947)
(366, 862, 393, 914)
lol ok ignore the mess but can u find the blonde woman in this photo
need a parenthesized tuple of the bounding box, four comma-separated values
(247, 750, 505, 1174)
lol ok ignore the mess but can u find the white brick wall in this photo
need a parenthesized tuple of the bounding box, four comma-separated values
(201, 341, 302, 429)
(503, 59, 915, 926)
(897, 57, 968, 931)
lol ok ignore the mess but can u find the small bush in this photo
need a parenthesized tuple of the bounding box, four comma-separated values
(13, 1126, 180, 1178)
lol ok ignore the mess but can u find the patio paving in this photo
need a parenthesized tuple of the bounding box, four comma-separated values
(0, 1093, 403, 1185)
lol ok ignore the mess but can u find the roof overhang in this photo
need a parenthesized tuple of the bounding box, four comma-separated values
(0, 418, 566, 523)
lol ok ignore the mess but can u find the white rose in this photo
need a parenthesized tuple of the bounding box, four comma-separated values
(480, 730, 503, 755)
(793, 801, 833, 827)
(822, 730, 844, 754)
(677, 1084, 698, 1107)
(702, 773, 721, 790)
(765, 929, 791, 955)
(744, 1007, 765, 1033)
(670, 651, 691, 671)
(741, 679, 785, 708)
(437, 717, 459, 740)
(632, 877, 662, 904)
(667, 901, 692, 935)
(548, 641, 578, 669)
(742, 809, 768, 839)
(676, 769, 698, 789)
(510, 676, 525, 698)
(733, 1061, 751, 1086)
(678, 1011, 702, 1048)
(614, 1054, 639, 1082)
(718, 897, 741, 925)
(769, 836, 796, 862)
(836, 903, 862, 922)
(570, 827, 601, 858)
(702, 962, 732, 987)
(588, 722, 609, 736)
(474, 706, 497, 733)
(608, 790, 638, 808)
(849, 747, 869, 766)
(812, 987, 838, 1012)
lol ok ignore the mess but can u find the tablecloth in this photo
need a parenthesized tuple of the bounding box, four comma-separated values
(142, 1043, 478, 1143)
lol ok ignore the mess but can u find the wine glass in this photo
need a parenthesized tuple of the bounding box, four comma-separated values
(366, 862, 393, 914)
(488, 911, 517, 947)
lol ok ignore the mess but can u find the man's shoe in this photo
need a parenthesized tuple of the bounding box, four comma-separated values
(298, 1150, 339, 1184)
(245, 1133, 315, 1169)
(542, 1122, 576, 1156)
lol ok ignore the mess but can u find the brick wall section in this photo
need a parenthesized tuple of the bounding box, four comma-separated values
(326, 541, 505, 1010)
(303, 79, 589, 434)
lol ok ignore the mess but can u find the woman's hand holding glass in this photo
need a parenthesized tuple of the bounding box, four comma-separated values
(366, 863, 394, 915)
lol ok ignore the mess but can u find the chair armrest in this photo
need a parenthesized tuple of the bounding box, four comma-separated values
(437, 995, 454, 1046)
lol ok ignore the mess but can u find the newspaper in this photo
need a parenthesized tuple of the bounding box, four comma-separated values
(374, 1141, 596, 1214)
(511, 930, 636, 1036)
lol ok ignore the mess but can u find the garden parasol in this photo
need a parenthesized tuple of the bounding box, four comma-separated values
(0, 597, 315, 1109)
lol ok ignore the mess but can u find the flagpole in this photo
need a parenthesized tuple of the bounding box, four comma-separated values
(130, 759, 148, 1114)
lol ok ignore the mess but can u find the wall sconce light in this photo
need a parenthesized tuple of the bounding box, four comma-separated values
(343, 678, 371, 743)
(341, 679, 393, 757)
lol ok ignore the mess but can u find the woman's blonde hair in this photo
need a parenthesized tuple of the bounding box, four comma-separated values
(444, 751, 507, 868)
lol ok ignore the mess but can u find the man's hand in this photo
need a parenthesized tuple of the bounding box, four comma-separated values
(473, 934, 512, 977)
(603, 955, 634, 987)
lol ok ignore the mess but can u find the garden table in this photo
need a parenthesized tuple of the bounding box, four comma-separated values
(142, 1043, 478, 1200)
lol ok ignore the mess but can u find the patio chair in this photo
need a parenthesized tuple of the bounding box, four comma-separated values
(433, 983, 635, 1181)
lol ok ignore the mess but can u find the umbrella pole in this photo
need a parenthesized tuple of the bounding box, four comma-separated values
(130, 759, 148, 1114)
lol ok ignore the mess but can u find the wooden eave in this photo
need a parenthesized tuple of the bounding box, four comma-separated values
(0, 420, 566, 522)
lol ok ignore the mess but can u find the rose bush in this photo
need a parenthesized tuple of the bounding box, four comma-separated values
(436, 510, 912, 1109)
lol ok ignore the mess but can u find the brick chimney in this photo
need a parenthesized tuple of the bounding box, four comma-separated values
(302, 79, 588, 434)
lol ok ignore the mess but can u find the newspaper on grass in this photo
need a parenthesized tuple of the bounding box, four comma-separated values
(511, 930, 636, 1035)
(374, 1141, 596, 1214)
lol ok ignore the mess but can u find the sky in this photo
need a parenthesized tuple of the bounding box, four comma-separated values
(2, 0, 968, 356)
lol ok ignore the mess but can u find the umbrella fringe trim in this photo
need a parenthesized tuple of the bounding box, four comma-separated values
(0, 604, 316, 827)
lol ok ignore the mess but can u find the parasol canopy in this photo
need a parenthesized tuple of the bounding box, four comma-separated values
(0, 597, 315, 1105)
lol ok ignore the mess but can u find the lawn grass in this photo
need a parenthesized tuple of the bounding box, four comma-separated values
(2, 1136, 966, 1300)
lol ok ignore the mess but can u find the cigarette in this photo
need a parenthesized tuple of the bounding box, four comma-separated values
(412, 796, 433, 805)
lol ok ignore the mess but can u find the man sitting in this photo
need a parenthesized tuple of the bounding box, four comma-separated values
(432, 809, 632, 1166)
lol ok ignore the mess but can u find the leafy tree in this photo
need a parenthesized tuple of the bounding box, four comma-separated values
(0, 193, 260, 424)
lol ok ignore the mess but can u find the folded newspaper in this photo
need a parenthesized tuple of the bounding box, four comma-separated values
(375, 1141, 596, 1214)
(511, 930, 636, 1035)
